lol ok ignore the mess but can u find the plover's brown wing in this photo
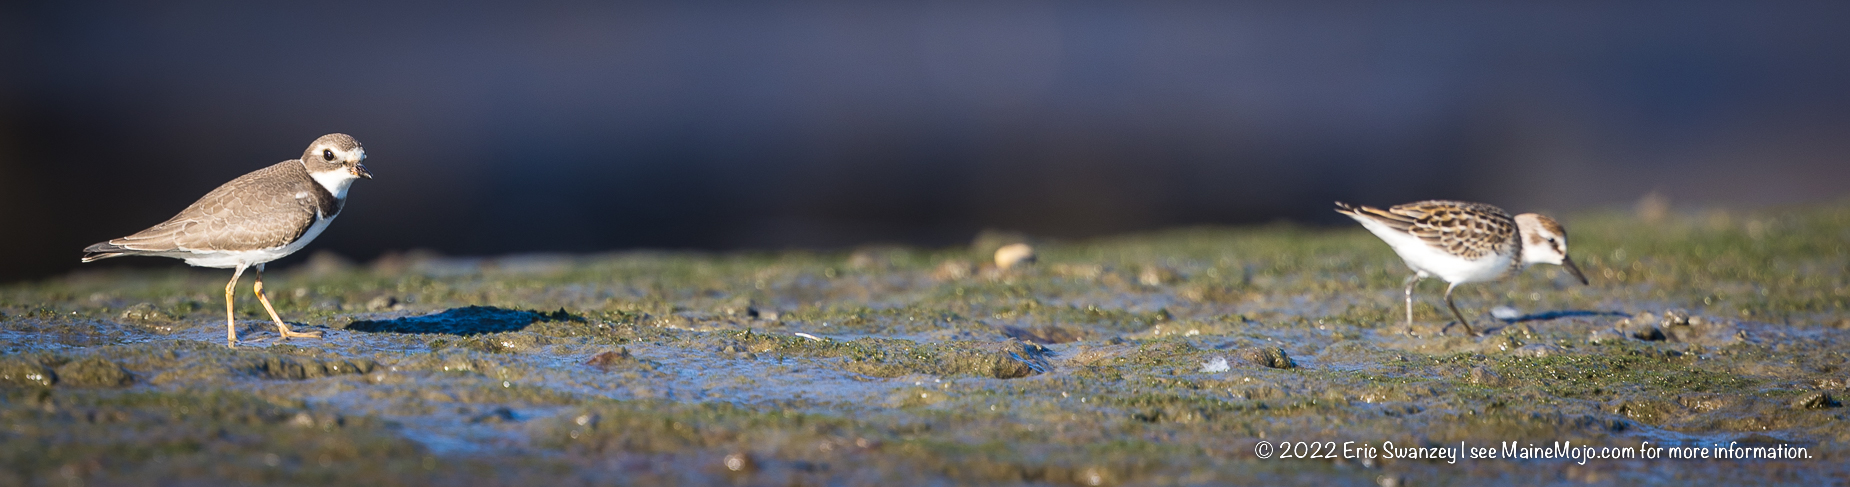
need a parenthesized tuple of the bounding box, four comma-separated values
(1384, 200, 1516, 261)
(83, 161, 326, 261)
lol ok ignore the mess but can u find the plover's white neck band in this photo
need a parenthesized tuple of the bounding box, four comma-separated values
(308, 168, 358, 199)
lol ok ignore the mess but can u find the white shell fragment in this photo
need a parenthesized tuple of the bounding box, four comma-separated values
(994, 243, 1036, 270)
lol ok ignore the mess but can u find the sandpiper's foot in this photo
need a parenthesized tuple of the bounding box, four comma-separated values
(1440, 322, 1480, 336)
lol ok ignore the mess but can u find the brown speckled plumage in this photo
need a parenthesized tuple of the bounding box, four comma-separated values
(1339, 200, 1518, 262)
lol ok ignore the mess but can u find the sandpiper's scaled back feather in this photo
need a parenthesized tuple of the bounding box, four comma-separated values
(1337, 200, 1516, 262)
(1337, 199, 1584, 336)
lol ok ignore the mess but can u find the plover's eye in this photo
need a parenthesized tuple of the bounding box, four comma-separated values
(323, 149, 335, 161)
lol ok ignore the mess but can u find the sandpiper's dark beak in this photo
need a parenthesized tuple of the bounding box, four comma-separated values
(353, 163, 373, 179)
(1561, 255, 1589, 285)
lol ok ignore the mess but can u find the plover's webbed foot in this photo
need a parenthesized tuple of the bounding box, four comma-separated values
(253, 265, 322, 340)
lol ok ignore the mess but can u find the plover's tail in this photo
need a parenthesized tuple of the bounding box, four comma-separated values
(81, 242, 136, 262)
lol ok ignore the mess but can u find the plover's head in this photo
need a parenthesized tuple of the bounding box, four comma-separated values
(301, 133, 371, 197)
(1514, 213, 1588, 284)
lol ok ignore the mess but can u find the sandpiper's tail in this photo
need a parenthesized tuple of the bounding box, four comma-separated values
(1334, 201, 1418, 232)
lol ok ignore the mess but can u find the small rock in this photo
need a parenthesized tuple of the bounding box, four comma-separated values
(53, 358, 133, 388)
(0, 359, 55, 387)
(367, 295, 398, 311)
(1138, 266, 1178, 286)
(1618, 314, 1666, 341)
(1659, 313, 1744, 347)
(118, 303, 172, 322)
(1630, 326, 1666, 341)
(1199, 357, 1230, 373)
(933, 260, 975, 280)
(1239, 347, 1296, 369)
(1512, 343, 1563, 358)
(1793, 392, 1841, 410)
(723, 452, 756, 472)
(994, 243, 1036, 270)
(847, 247, 909, 270)
(1468, 366, 1508, 386)
(1589, 328, 1628, 344)
(585, 348, 635, 367)
(1830, 318, 1850, 330)
(470, 407, 517, 424)
(746, 307, 779, 321)
(1489, 306, 1522, 321)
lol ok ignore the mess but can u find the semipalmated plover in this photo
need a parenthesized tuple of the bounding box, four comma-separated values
(1335, 200, 1587, 335)
(83, 134, 372, 346)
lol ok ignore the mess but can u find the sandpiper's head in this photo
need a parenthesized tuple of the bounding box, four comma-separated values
(1514, 213, 1587, 284)
(302, 133, 371, 181)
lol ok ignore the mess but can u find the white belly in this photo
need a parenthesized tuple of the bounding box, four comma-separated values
(181, 215, 336, 269)
(1351, 214, 1512, 284)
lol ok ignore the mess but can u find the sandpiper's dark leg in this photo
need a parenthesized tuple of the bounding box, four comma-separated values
(1402, 274, 1420, 328)
(225, 265, 248, 347)
(1443, 283, 1474, 335)
(253, 264, 322, 340)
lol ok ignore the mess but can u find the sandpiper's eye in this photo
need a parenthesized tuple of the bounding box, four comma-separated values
(322, 149, 335, 161)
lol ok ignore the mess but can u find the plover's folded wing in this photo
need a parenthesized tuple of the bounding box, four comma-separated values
(90, 162, 322, 256)
(1389, 200, 1516, 261)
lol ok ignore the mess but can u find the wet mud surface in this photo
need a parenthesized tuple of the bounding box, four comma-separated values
(3, 205, 1847, 485)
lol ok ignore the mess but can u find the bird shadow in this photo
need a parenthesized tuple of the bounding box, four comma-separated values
(1499, 309, 1630, 323)
(1457, 309, 1629, 336)
(346, 305, 581, 336)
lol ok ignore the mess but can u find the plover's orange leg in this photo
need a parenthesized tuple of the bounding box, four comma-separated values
(225, 265, 248, 347)
(253, 264, 322, 340)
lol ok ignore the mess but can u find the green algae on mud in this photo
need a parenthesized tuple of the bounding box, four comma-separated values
(2, 202, 1849, 485)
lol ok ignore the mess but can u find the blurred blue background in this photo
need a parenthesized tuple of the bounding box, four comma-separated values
(3, 1, 1848, 282)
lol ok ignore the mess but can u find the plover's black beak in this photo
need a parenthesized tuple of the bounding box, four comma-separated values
(353, 163, 373, 179)
(1561, 255, 1589, 285)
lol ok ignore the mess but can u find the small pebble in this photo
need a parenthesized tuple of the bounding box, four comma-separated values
(1199, 357, 1230, 373)
(1793, 392, 1841, 410)
(1239, 347, 1296, 369)
(1512, 343, 1563, 358)
(932, 260, 975, 280)
(994, 243, 1036, 270)
(724, 452, 755, 472)
(1468, 366, 1508, 386)
(1489, 305, 1521, 320)
(1138, 266, 1177, 286)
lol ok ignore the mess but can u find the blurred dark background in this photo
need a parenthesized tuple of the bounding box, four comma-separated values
(3, 1, 1848, 283)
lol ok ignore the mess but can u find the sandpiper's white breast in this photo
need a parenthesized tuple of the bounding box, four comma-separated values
(1348, 213, 1512, 284)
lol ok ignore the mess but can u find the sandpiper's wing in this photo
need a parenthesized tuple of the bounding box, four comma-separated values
(1381, 200, 1516, 261)
(1337, 200, 1516, 261)
(83, 161, 330, 261)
